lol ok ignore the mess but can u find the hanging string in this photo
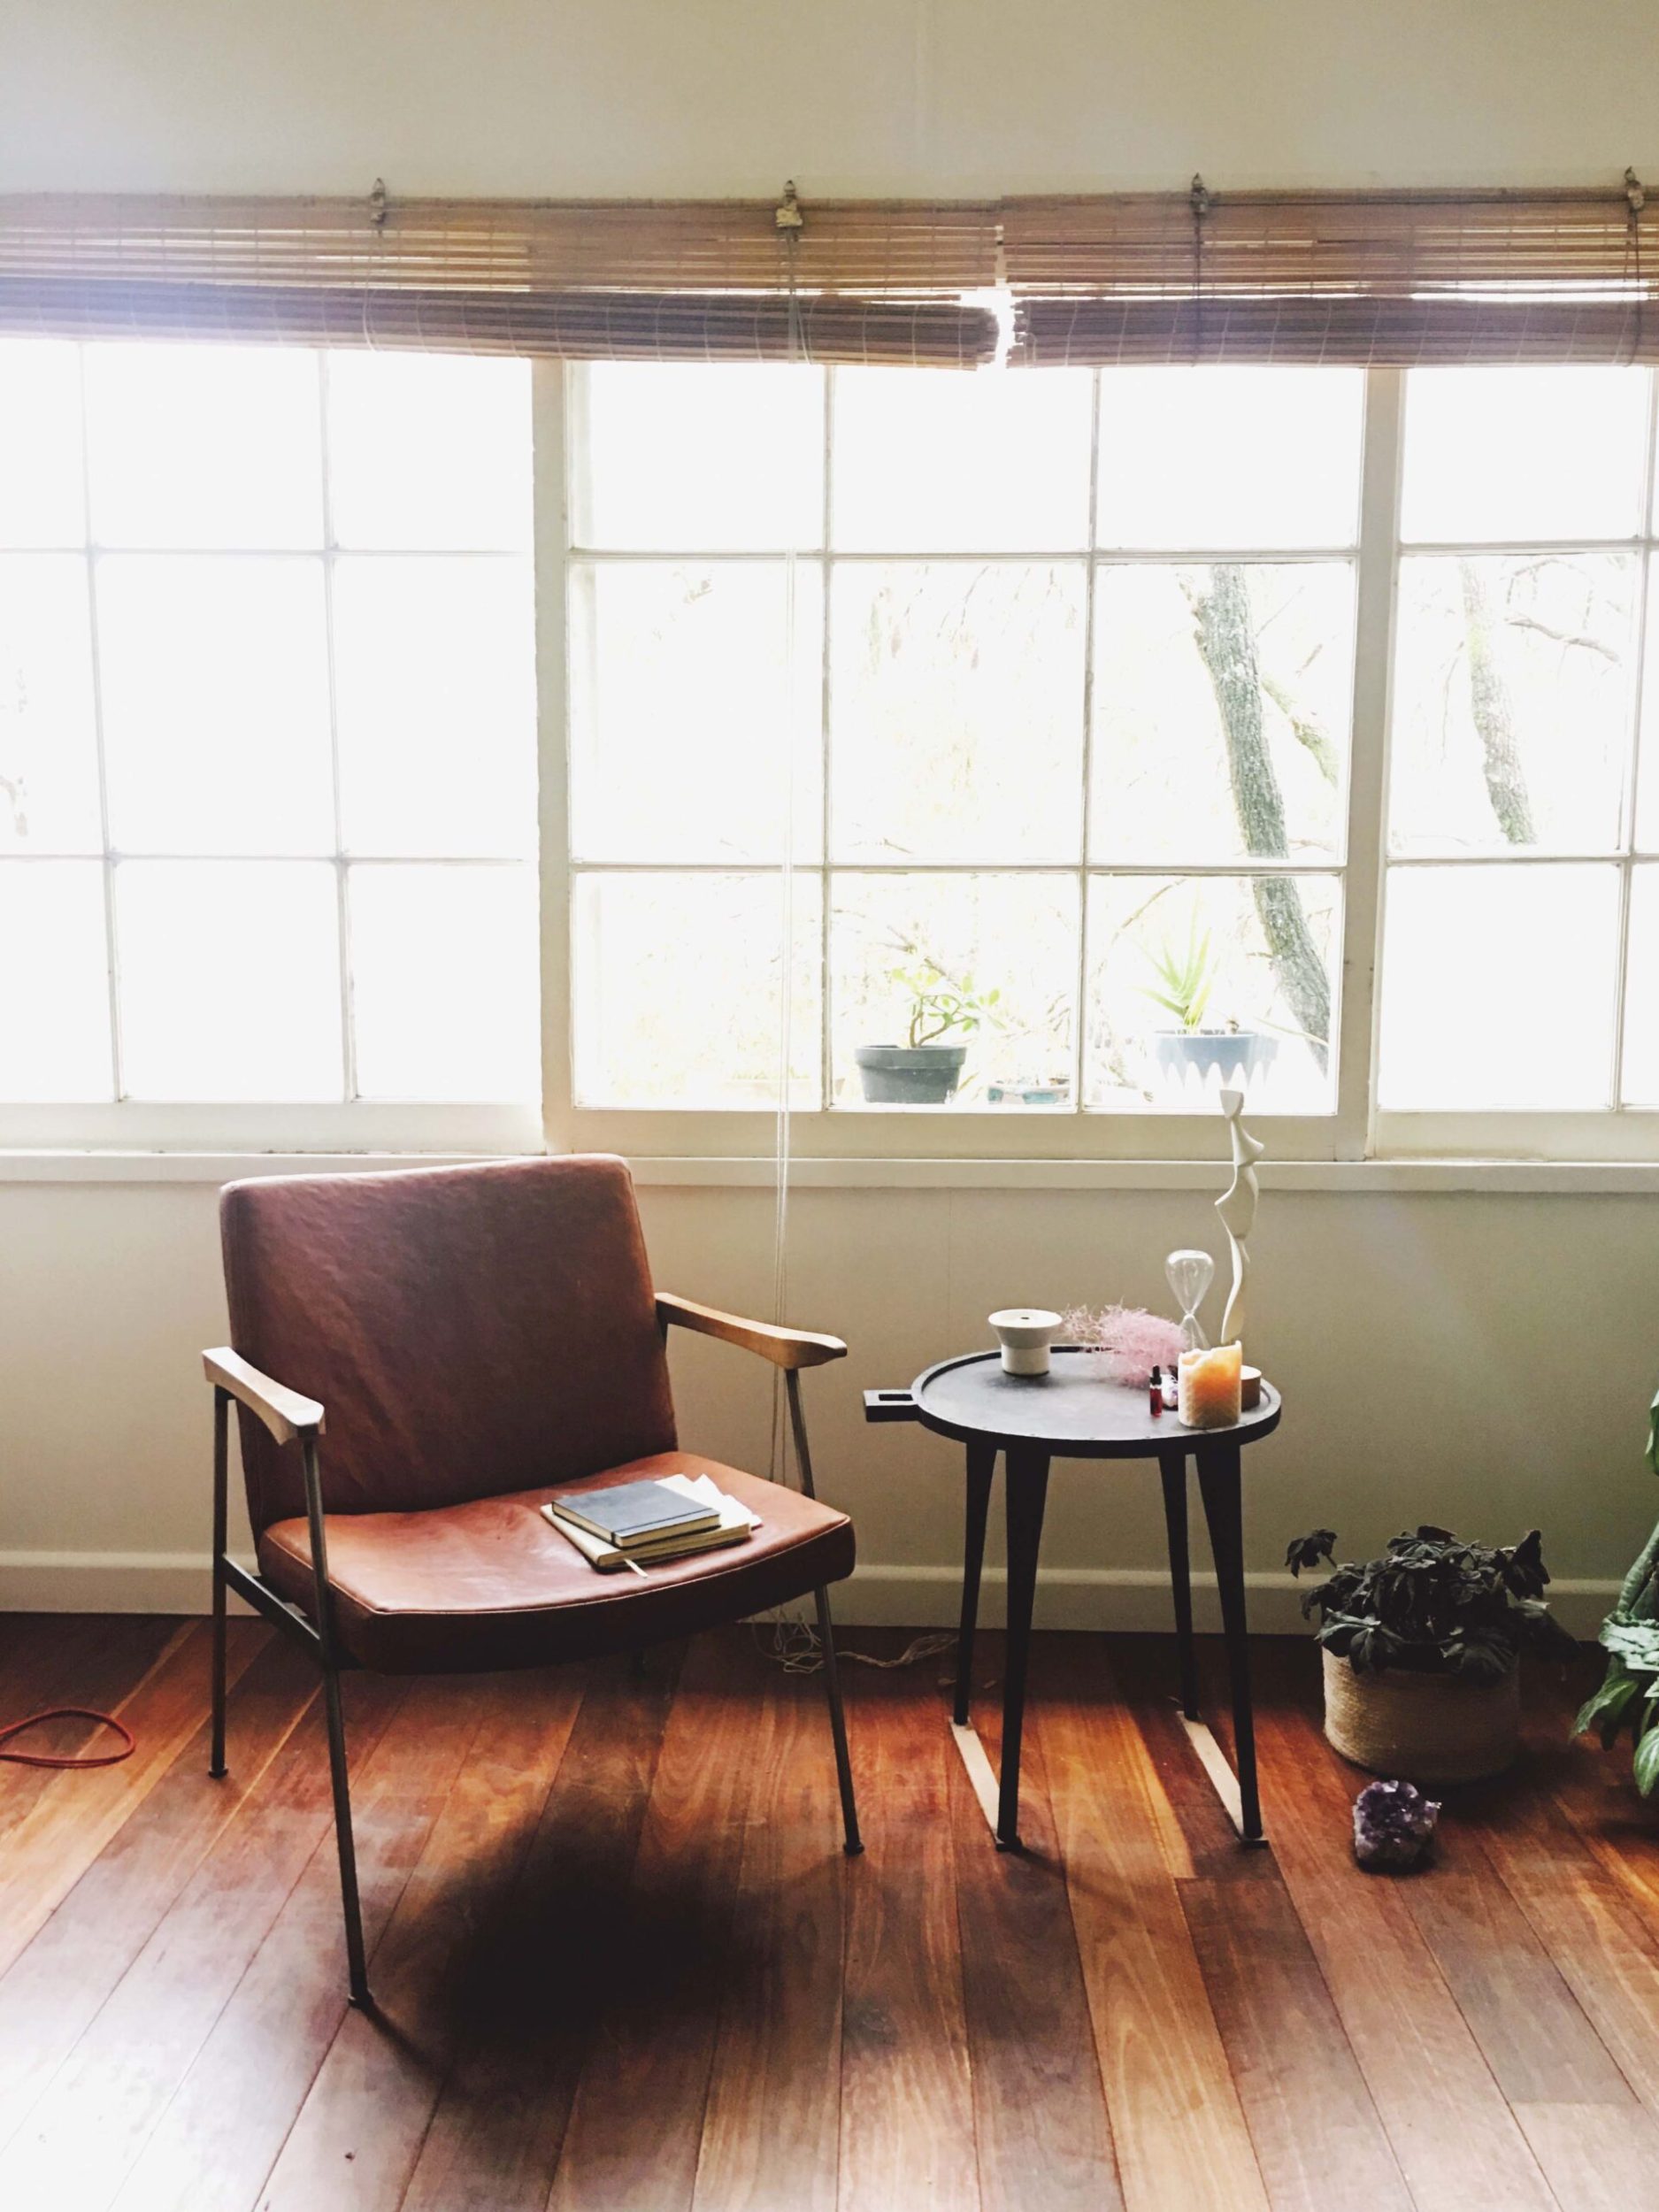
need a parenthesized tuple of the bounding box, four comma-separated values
(765, 180, 805, 1499)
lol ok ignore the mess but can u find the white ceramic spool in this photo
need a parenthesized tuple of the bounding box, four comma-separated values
(988, 1308, 1062, 1377)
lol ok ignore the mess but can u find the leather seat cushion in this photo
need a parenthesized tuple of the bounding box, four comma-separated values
(257, 1452, 856, 1674)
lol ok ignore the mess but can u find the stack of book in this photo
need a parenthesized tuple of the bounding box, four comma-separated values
(541, 1471, 759, 1574)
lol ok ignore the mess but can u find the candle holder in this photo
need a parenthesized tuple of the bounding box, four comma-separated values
(1178, 1341, 1243, 1428)
(1164, 1248, 1215, 1354)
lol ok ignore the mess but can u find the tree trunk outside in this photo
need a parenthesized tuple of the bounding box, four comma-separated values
(1458, 560, 1537, 845)
(1188, 564, 1331, 1068)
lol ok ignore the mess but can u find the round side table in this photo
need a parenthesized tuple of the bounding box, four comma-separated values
(865, 1347, 1281, 1850)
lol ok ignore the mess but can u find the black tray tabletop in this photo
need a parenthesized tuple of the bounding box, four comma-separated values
(907, 1345, 1281, 1459)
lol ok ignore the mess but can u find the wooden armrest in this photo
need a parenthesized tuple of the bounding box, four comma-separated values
(203, 1347, 325, 1446)
(657, 1294, 846, 1371)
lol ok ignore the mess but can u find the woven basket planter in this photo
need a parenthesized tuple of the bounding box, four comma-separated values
(1322, 1647, 1521, 1785)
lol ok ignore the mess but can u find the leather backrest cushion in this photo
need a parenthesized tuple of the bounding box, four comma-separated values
(222, 1156, 677, 1535)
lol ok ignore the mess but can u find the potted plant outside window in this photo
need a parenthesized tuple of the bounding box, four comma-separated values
(1141, 918, 1279, 1089)
(1287, 1525, 1578, 1785)
(854, 960, 1000, 1105)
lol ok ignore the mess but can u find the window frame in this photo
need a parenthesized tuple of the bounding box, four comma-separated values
(541, 359, 1399, 1164)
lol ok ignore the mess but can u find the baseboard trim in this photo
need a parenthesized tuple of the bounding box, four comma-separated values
(0, 1549, 1621, 1640)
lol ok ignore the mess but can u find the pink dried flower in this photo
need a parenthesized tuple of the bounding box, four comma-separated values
(1060, 1302, 1184, 1387)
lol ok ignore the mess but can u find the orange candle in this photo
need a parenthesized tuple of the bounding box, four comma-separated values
(1179, 1342, 1242, 1428)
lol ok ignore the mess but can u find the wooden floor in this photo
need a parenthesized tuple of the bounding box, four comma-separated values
(3, 1617, 1659, 2212)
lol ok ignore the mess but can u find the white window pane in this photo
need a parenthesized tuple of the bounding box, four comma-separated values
(833, 366, 1093, 552)
(0, 555, 101, 854)
(97, 557, 334, 856)
(1390, 556, 1635, 856)
(573, 872, 821, 1109)
(569, 561, 821, 863)
(831, 873, 1078, 1109)
(1623, 867, 1659, 1104)
(85, 343, 324, 550)
(1085, 874, 1339, 1114)
(1634, 563, 1659, 854)
(0, 861, 112, 1099)
(1401, 368, 1647, 544)
(1378, 863, 1618, 1109)
(117, 860, 342, 1100)
(572, 363, 824, 551)
(350, 864, 538, 1101)
(0, 341, 86, 549)
(326, 353, 532, 550)
(831, 563, 1086, 864)
(1097, 368, 1363, 551)
(334, 556, 535, 857)
(1092, 563, 1353, 866)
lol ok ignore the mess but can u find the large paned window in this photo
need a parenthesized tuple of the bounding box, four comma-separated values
(0, 340, 539, 1151)
(5, 337, 1659, 1165)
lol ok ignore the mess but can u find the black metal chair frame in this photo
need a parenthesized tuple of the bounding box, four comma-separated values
(206, 1361, 860, 2010)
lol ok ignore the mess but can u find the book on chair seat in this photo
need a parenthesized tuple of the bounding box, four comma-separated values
(546, 1478, 719, 1549)
(541, 1472, 762, 1573)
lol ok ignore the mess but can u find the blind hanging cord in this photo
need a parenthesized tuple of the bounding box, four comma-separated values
(1625, 168, 1646, 367)
(1189, 173, 1210, 366)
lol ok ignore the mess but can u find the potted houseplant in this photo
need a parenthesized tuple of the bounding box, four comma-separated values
(855, 959, 1001, 1106)
(1141, 918, 1279, 1089)
(1287, 1525, 1578, 1785)
(1572, 1379, 1659, 1799)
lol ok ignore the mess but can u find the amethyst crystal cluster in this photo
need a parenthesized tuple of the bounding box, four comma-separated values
(1352, 1778, 1440, 1870)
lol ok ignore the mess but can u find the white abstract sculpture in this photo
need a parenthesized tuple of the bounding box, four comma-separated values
(1216, 1087, 1264, 1347)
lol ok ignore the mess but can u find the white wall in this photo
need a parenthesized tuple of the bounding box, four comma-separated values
(3, 1171, 1655, 1631)
(3, 0, 1656, 198)
(4, 1, 1658, 1627)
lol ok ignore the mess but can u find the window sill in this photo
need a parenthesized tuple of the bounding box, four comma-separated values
(4, 1148, 1659, 1194)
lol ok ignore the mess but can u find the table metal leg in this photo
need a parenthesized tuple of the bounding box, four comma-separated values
(1196, 1442, 1263, 1843)
(996, 1448, 1050, 1851)
(1157, 1447, 1200, 1722)
(954, 1441, 996, 1726)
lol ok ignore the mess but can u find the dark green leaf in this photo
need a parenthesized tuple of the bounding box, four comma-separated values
(1634, 1725, 1659, 1799)
(1285, 1530, 1337, 1578)
(1574, 1668, 1640, 1747)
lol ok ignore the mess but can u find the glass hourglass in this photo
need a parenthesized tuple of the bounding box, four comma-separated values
(1165, 1248, 1215, 1354)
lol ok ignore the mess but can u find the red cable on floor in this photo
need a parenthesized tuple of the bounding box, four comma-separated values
(0, 1708, 135, 1769)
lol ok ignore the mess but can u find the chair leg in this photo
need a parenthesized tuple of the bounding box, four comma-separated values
(812, 1583, 863, 1856)
(301, 1433, 372, 2007)
(320, 1658, 371, 2007)
(209, 1387, 229, 1780)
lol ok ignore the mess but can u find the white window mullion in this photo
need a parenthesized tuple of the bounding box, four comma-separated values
(1609, 371, 1659, 1110)
(1341, 365, 1406, 1161)
(535, 358, 575, 1151)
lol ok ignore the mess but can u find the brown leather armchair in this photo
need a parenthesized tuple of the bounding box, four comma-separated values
(203, 1155, 860, 2008)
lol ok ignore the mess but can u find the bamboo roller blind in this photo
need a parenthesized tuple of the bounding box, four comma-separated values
(0, 183, 1652, 367)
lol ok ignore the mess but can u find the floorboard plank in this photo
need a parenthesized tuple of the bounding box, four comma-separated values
(0, 1619, 265, 1982)
(950, 1638, 1122, 2212)
(691, 1652, 848, 2212)
(253, 1669, 585, 2212)
(547, 1635, 758, 2212)
(0, 1632, 319, 2149)
(837, 1641, 977, 2212)
(1033, 1637, 1266, 2212)
(397, 1651, 678, 2212)
(104, 1674, 487, 2212)
(1253, 1697, 1559, 2212)
(1, 1666, 406, 2212)
(0, 1615, 180, 1841)
(1109, 1639, 1415, 2212)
